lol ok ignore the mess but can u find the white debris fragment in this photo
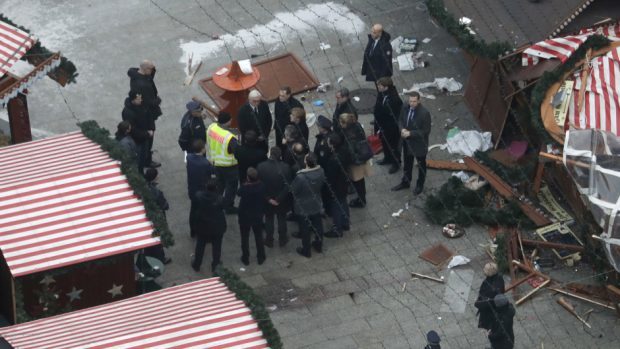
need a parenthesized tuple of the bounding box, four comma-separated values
(319, 42, 331, 50)
(337, 76, 344, 84)
(266, 305, 278, 312)
(404, 77, 463, 94)
(459, 17, 472, 25)
(317, 82, 331, 92)
(447, 255, 471, 269)
(240, 267, 246, 272)
(422, 37, 431, 44)
(353, 96, 360, 102)
(391, 36, 404, 54)
(392, 209, 404, 217)
(290, 297, 298, 302)
(452, 171, 470, 182)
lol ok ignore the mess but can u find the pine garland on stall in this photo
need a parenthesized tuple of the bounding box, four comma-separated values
(425, 0, 513, 59)
(474, 150, 535, 184)
(218, 268, 283, 349)
(78, 120, 174, 247)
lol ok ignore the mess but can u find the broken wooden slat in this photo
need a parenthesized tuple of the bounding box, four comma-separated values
(550, 287, 616, 311)
(426, 159, 470, 171)
(516, 279, 551, 306)
(521, 239, 584, 252)
(463, 157, 552, 227)
(505, 272, 536, 292)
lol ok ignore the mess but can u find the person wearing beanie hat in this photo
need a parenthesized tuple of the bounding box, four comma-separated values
(488, 293, 516, 349)
(475, 262, 506, 331)
(424, 330, 441, 349)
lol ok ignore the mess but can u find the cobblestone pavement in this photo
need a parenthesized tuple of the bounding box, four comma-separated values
(2, 0, 620, 348)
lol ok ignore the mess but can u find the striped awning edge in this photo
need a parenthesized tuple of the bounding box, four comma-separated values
(0, 278, 269, 349)
(0, 19, 36, 78)
(0, 132, 160, 277)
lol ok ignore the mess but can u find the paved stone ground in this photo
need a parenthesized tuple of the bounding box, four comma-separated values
(2, 0, 620, 348)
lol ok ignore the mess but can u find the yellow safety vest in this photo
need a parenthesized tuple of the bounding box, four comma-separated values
(206, 123, 238, 167)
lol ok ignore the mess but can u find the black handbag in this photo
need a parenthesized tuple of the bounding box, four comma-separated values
(353, 138, 373, 165)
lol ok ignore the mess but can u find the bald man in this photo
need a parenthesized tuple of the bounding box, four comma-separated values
(128, 60, 162, 168)
(361, 24, 393, 82)
(237, 89, 273, 154)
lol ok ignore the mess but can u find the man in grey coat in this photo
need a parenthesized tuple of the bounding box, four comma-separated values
(391, 92, 431, 195)
(291, 152, 325, 258)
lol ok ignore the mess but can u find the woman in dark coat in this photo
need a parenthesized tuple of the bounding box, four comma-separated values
(474, 262, 506, 330)
(340, 113, 371, 208)
(290, 107, 309, 143)
(191, 179, 226, 273)
(324, 133, 352, 238)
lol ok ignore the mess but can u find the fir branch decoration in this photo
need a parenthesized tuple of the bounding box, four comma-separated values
(78, 120, 174, 247)
(494, 233, 509, 274)
(14, 280, 32, 324)
(0, 14, 78, 84)
(425, 0, 513, 59)
(218, 268, 283, 349)
(474, 150, 534, 184)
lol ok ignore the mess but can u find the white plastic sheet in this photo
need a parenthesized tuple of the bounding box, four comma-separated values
(445, 130, 493, 157)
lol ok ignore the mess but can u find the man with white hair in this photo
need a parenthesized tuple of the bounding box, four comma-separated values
(361, 24, 393, 82)
(237, 89, 272, 154)
(127, 59, 162, 168)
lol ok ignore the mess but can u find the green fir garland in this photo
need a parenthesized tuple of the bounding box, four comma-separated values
(78, 120, 174, 247)
(494, 233, 509, 274)
(0, 14, 78, 84)
(425, 0, 513, 59)
(218, 268, 283, 349)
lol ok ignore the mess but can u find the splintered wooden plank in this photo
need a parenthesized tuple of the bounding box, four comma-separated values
(426, 159, 471, 171)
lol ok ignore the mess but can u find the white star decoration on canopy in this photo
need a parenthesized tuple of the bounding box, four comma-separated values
(66, 287, 83, 302)
(39, 275, 55, 286)
(107, 284, 124, 298)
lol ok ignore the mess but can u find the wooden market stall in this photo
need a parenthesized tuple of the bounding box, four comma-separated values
(0, 132, 160, 324)
(0, 277, 269, 349)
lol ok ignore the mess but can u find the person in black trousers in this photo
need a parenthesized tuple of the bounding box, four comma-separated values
(234, 130, 267, 183)
(475, 262, 506, 331)
(237, 89, 272, 154)
(257, 147, 293, 248)
(374, 77, 403, 174)
(274, 86, 303, 151)
(186, 139, 214, 238)
(290, 107, 309, 144)
(237, 167, 267, 265)
(324, 133, 352, 238)
(191, 179, 226, 273)
(361, 24, 393, 82)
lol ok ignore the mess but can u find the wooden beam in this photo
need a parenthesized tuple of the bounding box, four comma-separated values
(521, 239, 584, 252)
(426, 159, 470, 172)
(516, 279, 551, 306)
(550, 287, 615, 311)
(505, 272, 536, 292)
(532, 161, 545, 195)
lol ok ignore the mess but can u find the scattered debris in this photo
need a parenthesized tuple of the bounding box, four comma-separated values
(316, 82, 331, 93)
(392, 209, 404, 217)
(550, 287, 616, 310)
(458, 17, 476, 35)
(442, 224, 465, 238)
(557, 297, 592, 328)
(239, 267, 246, 272)
(184, 61, 203, 86)
(446, 129, 493, 157)
(337, 76, 344, 84)
(535, 223, 583, 260)
(290, 297, 298, 302)
(405, 77, 462, 94)
(447, 255, 470, 268)
(397, 51, 427, 71)
(420, 243, 455, 266)
(266, 304, 278, 312)
(422, 37, 432, 44)
(391, 36, 404, 54)
(411, 272, 445, 283)
(353, 96, 360, 102)
(319, 42, 331, 50)
(426, 159, 470, 172)
(312, 100, 324, 106)
(401, 282, 407, 292)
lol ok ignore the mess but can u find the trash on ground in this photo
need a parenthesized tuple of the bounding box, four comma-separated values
(391, 36, 404, 54)
(443, 224, 466, 238)
(399, 37, 417, 52)
(463, 174, 488, 190)
(312, 100, 324, 106)
(397, 51, 427, 71)
(451, 171, 470, 182)
(353, 96, 360, 102)
(444, 117, 459, 129)
(266, 305, 278, 312)
(317, 82, 331, 93)
(445, 129, 493, 157)
(447, 255, 471, 268)
(239, 267, 246, 272)
(406, 77, 463, 94)
(319, 42, 331, 50)
(392, 209, 404, 217)
(422, 37, 431, 44)
(411, 271, 445, 283)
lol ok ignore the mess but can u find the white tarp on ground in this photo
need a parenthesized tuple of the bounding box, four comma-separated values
(564, 129, 620, 272)
(445, 129, 493, 157)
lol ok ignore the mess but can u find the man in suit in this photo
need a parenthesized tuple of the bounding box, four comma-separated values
(361, 24, 393, 82)
(237, 89, 273, 154)
(374, 77, 403, 174)
(391, 92, 431, 195)
(274, 86, 303, 151)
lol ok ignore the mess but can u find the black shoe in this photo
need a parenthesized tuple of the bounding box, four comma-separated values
(377, 158, 390, 166)
(291, 231, 302, 239)
(413, 186, 423, 195)
(279, 237, 289, 247)
(324, 228, 343, 238)
(240, 256, 249, 266)
(391, 182, 410, 191)
(257, 256, 266, 265)
(191, 257, 200, 272)
(296, 247, 311, 258)
(148, 161, 161, 168)
(349, 198, 365, 208)
(264, 239, 274, 248)
(312, 240, 323, 253)
(388, 164, 400, 174)
(163, 257, 172, 265)
(225, 206, 238, 215)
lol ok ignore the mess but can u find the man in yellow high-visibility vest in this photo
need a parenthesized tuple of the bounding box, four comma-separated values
(206, 112, 239, 214)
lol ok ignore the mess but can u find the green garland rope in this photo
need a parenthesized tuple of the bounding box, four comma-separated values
(217, 268, 283, 349)
(0, 14, 78, 84)
(425, 0, 513, 59)
(78, 120, 174, 247)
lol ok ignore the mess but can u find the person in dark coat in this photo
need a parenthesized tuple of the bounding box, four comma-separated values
(274, 86, 303, 151)
(290, 107, 309, 144)
(475, 262, 506, 330)
(127, 60, 161, 168)
(257, 147, 293, 248)
(374, 77, 403, 174)
(177, 100, 206, 152)
(143, 168, 172, 265)
(361, 24, 393, 82)
(292, 152, 325, 258)
(237, 89, 272, 153)
(391, 92, 431, 195)
(282, 125, 308, 171)
(332, 88, 358, 137)
(191, 179, 226, 273)
(314, 115, 334, 214)
(122, 90, 153, 173)
(324, 133, 352, 238)
(234, 130, 268, 183)
(488, 294, 516, 349)
(424, 330, 441, 349)
(115, 121, 138, 165)
(237, 167, 267, 266)
(340, 113, 371, 208)
(186, 139, 214, 238)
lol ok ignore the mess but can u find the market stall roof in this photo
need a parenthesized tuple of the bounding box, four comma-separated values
(0, 132, 159, 277)
(442, 0, 593, 47)
(0, 277, 268, 349)
(0, 20, 35, 78)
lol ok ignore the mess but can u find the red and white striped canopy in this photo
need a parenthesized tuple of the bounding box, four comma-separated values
(522, 23, 620, 66)
(0, 277, 269, 349)
(0, 19, 36, 78)
(0, 132, 159, 277)
(567, 47, 620, 134)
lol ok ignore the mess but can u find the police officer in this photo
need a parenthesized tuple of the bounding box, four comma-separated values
(206, 112, 240, 214)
